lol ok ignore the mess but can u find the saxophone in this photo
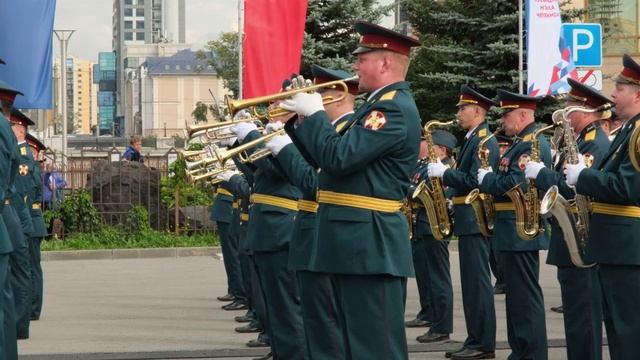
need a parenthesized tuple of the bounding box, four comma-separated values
(412, 120, 455, 240)
(630, 120, 640, 172)
(505, 123, 554, 240)
(540, 106, 609, 267)
(465, 127, 502, 237)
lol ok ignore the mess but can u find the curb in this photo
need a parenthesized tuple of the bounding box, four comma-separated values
(41, 246, 221, 262)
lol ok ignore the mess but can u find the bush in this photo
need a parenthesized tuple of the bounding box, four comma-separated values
(160, 157, 212, 208)
(57, 190, 102, 233)
(124, 205, 151, 233)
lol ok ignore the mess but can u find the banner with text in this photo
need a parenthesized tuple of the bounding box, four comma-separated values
(0, 0, 56, 108)
(243, 0, 308, 99)
(526, 0, 577, 96)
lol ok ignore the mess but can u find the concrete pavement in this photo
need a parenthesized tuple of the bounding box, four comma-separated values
(19, 249, 609, 359)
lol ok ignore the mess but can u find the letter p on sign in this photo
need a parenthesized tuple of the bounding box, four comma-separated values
(562, 23, 602, 67)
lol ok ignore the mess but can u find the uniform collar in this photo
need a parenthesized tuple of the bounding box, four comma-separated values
(366, 81, 409, 102)
(577, 121, 599, 142)
(331, 111, 354, 126)
(514, 122, 537, 141)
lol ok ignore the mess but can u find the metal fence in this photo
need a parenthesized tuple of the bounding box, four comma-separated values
(42, 149, 215, 237)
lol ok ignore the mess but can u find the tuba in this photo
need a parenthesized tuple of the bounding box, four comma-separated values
(540, 105, 611, 267)
(465, 126, 502, 237)
(412, 120, 455, 240)
(505, 124, 554, 240)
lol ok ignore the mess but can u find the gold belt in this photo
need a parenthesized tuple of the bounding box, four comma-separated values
(494, 202, 515, 211)
(251, 193, 298, 211)
(298, 200, 319, 213)
(32, 203, 41, 210)
(232, 201, 239, 209)
(592, 202, 640, 217)
(240, 213, 249, 221)
(216, 188, 233, 197)
(452, 196, 467, 205)
(317, 190, 401, 213)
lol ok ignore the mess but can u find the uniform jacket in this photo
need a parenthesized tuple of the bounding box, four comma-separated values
(294, 81, 421, 276)
(442, 123, 499, 236)
(576, 114, 640, 265)
(535, 123, 610, 267)
(210, 181, 235, 223)
(479, 122, 552, 252)
(0, 116, 18, 254)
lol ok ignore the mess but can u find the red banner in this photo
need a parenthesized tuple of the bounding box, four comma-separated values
(243, 0, 308, 98)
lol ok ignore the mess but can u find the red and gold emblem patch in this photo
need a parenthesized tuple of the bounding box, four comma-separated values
(18, 164, 29, 176)
(518, 154, 531, 170)
(583, 153, 594, 168)
(364, 110, 387, 131)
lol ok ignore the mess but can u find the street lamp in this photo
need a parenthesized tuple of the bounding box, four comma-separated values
(53, 29, 75, 172)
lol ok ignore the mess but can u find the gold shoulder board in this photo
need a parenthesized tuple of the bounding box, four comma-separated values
(478, 128, 487, 137)
(585, 129, 596, 141)
(379, 90, 397, 101)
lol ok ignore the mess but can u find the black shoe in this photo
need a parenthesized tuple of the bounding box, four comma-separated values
(416, 332, 449, 343)
(252, 352, 272, 360)
(550, 305, 564, 313)
(493, 284, 505, 295)
(217, 293, 235, 302)
(246, 338, 270, 348)
(235, 324, 261, 333)
(30, 316, 39, 321)
(405, 318, 432, 328)
(451, 348, 496, 359)
(235, 314, 253, 323)
(17, 334, 29, 340)
(222, 300, 249, 311)
(445, 346, 466, 358)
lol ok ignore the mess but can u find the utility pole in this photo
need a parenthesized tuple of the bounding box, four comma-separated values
(54, 30, 75, 171)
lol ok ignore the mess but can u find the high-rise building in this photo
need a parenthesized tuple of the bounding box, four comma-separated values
(112, 0, 186, 136)
(95, 52, 118, 135)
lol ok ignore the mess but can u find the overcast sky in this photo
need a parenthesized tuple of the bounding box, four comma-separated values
(54, 0, 392, 62)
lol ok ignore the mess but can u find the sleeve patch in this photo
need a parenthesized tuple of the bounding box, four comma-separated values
(585, 129, 596, 141)
(583, 153, 594, 168)
(364, 110, 387, 131)
(518, 154, 531, 170)
(379, 90, 397, 101)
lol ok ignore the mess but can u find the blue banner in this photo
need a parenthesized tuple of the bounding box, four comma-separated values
(0, 0, 56, 109)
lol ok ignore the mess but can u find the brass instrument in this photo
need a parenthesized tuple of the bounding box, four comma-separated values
(186, 118, 262, 140)
(465, 126, 502, 237)
(411, 120, 455, 240)
(214, 129, 287, 165)
(225, 76, 358, 120)
(629, 122, 640, 171)
(540, 105, 611, 267)
(505, 124, 554, 240)
(402, 199, 415, 240)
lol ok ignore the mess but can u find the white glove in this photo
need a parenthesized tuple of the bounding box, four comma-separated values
(218, 170, 238, 182)
(564, 153, 586, 186)
(218, 136, 237, 147)
(233, 109, 251, 120)
(477, 167, 493, 185)
(525, 161, 545, 180)
(265, 134, 292, 156)
(427, 160, 447, 178)
(265, 121, 284, 134)
(230, 122, 258, 142)
(279, 92, 324, 117)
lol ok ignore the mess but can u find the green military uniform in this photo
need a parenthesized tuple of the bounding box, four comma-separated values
(570, 54, 640, 360)
(479, 90, 551, 360)
(439, 87, 499, 357)
(534, 79, 610, 360)
(288, 21, 421, 358)
(239, 127, 304, 359)
(210, 180, 246, 307)
(413, 147, 454, 342)
(24, 133, 47, 320)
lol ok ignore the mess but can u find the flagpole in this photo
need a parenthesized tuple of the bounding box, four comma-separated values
(238, 0, 244, 100)
(518, 0, 524, 94)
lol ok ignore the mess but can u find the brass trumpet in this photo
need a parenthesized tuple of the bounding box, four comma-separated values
(214, 129, 287, 165)
(226, 76, 358, 120)
(186, 118, 262, 140)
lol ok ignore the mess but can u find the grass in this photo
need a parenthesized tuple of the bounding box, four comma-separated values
(42, 228, 219, 251)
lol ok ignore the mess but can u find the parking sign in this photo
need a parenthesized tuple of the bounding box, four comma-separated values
(562, 23, 602, 67)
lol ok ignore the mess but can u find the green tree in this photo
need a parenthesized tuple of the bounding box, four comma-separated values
(405, 0, 585, 125)
(191, 101, 209, 123)
(198, 32, 239, 97)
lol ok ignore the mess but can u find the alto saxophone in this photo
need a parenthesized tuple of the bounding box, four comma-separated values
(630, 119, 640, 172)
(412, 120, 455, 240)
(465, 127, 502, 237)
(505, 124, 554, 240)
(540, 106, 610, 267)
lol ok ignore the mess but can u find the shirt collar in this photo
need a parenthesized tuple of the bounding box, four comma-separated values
(331, 111, 355, 126)
(465, 124, 480, 139)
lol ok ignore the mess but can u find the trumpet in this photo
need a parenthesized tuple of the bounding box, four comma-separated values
(186, 118, 263, 140)
(186, 162, 236, 183)
(226, 76, 358, 120)
(214, 129, 287, 165)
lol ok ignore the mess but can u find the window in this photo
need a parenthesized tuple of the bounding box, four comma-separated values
(175, 65, 181, 70)
(138, 0, 144, 5)
(588, 0, 639, 54)
(185, 65, 191, 70)
(124, 8, 133, 16)
(136, 8, 144, 16)
(124, 21, 133, 29)
(136, 32, 145, 41)
(164, 64, 170, 70)
(125, 0, 132, 5)
(124, 32, 133, 41)
(136, 21, 144, 29)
